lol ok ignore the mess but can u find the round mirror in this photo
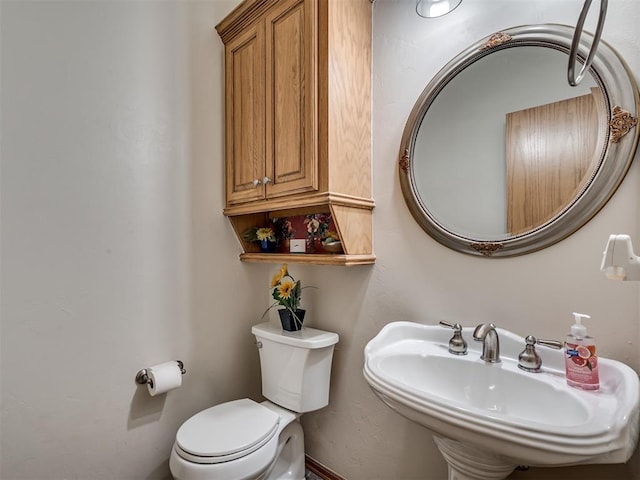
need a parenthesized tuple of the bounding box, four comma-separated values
(399, 24, 639, 257)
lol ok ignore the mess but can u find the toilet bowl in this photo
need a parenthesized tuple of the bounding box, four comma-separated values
(169, 399, 303, 480)
(169, 322, 339, 480)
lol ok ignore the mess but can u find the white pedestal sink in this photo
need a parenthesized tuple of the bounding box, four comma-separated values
(363, 322, 640, 480)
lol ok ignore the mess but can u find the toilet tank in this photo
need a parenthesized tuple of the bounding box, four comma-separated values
(251, 322, 339, 413)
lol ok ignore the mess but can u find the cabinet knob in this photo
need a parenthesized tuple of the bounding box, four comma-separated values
(262, 177, 272, 184)
(252, 179, 262, 187)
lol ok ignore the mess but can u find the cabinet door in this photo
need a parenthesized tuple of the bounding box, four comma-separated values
(225, 23, 265, 205)
(264, 0, 318, 199)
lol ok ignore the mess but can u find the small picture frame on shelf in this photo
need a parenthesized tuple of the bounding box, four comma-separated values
(289, 239, 306, 253)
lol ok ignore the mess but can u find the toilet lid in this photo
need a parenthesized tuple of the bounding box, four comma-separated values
(176, 399, 280, 462)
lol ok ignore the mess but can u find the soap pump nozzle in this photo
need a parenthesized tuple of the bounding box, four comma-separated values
(571, 312, 591, 339)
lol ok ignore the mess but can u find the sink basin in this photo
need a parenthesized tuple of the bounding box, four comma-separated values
(363, 321, 640, 480)
(378, 351, 590, 427)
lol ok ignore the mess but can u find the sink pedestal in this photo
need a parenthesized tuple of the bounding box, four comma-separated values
(434, 436, 517, 480)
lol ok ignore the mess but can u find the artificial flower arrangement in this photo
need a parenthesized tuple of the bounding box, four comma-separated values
(304, 213, 331, 252)
(304, 213, 330, 240)
(242, 226, 276, 243)
(262, 263, 310, 331)
(272, 217, 295, 241)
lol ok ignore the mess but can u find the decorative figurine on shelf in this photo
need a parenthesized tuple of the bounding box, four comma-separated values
(322, 230, 343, 254)
(242, 226, 277, 252)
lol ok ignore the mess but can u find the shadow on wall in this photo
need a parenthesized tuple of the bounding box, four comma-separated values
(127, 385, 167, 429)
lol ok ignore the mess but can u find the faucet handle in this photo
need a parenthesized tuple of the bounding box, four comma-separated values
(439, 321, 467, 355)
(439, 321, 461, 331)
(535, 338, 563, 350)
(518, 335, 563, 372)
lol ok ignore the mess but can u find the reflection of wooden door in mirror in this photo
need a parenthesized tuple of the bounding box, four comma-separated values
(506, 88, 603, 235)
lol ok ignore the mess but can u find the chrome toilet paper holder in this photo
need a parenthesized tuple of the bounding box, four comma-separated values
(135, 360, 186, 387)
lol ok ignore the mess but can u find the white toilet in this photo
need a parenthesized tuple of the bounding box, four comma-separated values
(169, 322, 339, 480)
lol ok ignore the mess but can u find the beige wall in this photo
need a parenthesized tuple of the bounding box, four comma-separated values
(0, 1, 266, 479)
(301, 1, 640, 479)
(1, 1, 639, 480)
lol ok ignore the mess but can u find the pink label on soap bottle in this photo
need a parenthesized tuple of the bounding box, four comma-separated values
(565, 342, 599, 390)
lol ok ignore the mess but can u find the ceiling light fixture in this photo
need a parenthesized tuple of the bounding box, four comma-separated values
(416, 0, 462, 18)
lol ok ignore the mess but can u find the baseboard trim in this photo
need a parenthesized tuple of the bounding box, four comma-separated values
(305, 455, 347, 480)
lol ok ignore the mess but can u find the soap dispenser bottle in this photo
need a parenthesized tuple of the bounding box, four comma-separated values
(564, 312, 599, 390)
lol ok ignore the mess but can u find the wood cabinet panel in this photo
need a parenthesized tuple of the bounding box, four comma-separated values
(325, 0, 372, 200)
(265, 0, 317, 198)
(226, 25, 265, 205)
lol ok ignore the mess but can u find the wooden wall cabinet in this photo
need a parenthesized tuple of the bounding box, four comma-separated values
(216, 0, 374, 266)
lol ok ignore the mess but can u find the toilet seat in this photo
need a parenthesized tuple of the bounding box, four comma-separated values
(175, 398, 280, 465)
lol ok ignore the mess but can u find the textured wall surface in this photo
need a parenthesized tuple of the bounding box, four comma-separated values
(1, 2, 266, 479)
(301, 1, 640, 479)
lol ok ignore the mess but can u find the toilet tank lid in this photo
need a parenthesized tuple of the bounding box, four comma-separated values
(252, 322, 339, 349)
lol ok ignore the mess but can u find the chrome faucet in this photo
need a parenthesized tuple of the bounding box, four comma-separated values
(518, 335, 563, 372)
(439, 321, 468, 355)
(473, 323, 500, 363)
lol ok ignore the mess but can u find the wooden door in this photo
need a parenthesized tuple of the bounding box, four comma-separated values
(264, 0, 318, 199)
(225, 23, 265, 206)
(506, 91, 601, 235)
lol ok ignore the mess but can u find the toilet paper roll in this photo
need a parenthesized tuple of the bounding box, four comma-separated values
(147, 361, 182, 396)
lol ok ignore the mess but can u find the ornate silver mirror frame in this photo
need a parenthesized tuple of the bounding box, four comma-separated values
(399, 24, 639, 257)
